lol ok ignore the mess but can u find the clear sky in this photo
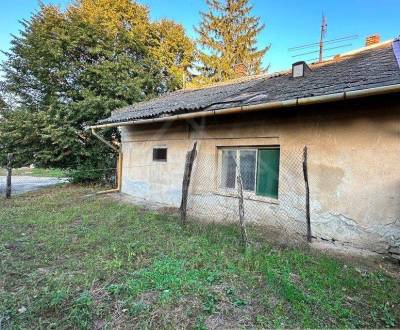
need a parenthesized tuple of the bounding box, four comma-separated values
(0, 0, 399, 73)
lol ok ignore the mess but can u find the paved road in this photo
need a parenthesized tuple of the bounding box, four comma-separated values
(0, 176, 68, 196)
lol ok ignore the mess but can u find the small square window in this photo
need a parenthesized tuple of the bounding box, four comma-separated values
(153, 147, 167, 162)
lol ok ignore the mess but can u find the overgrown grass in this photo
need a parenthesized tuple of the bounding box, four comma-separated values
(0, 186, 399, 329)
(0, 167, 68, 177)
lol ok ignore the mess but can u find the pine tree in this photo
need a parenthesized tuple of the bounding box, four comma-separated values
(195, 0, 269, 84)
(0, 96, 6, 112)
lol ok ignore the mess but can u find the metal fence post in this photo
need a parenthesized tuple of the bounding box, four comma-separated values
(6, 153, 13, 199)
(303, 146, 312, 242)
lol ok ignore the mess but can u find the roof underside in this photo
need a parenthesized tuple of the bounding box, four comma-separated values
(99, 40, 400, 125)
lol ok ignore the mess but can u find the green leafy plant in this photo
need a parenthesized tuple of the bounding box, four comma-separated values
(69, 292, 93, 329)
(202, 293, 218, 314)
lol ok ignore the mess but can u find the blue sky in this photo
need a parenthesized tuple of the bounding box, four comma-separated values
(0, 0, 399, 72)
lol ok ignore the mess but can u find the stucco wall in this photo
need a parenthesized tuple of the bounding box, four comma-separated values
(119, 96, 400, 253)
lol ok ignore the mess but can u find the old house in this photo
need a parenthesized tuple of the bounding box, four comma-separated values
(93, 37, 400, 254)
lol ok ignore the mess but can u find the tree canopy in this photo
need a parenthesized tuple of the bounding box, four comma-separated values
(0, 0, 195, 168)
(194, 0, 269, 84)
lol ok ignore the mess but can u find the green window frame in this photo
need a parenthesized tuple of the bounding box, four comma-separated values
(256, 148, 280, 198)
(219, 147, 280, 199)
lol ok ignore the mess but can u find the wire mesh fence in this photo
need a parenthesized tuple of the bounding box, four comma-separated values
(0, 175, 66, 196)
(0, 166, 117, 198)
(1, 144, 311, 244)
(185, 145, 310, 243)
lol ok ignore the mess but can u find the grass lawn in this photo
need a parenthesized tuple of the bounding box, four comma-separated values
(2, 167, 69, 178)
(0, 186, 399, 329)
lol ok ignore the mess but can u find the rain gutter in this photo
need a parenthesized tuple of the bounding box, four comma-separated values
(91, 128, 123, 194)
(90, 83, 400, 129)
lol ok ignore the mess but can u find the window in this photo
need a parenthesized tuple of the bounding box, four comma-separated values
(221, 149, 236, 189)
(220, 147, 280, 199)
(153, 147, 167, 162)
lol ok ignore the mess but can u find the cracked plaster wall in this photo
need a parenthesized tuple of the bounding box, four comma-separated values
(119, 97, 400, 253)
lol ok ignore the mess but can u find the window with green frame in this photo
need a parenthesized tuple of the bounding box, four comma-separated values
(220, 147, 280, 199)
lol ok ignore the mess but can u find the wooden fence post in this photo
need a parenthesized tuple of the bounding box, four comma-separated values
(303, 146, 312, 242)
(237, 172, 248, 248)
(180, 142, 197, 225)
(6, 153, 13, 199)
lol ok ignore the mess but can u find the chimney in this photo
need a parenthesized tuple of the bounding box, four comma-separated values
(292, 61, 311, 78)
(365, 34, 381, 47)
(233, 63, 248, 78)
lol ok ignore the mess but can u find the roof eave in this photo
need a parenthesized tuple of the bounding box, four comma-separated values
(90, 83, 400, 129)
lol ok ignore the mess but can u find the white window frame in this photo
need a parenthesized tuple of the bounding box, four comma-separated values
(217, 146, 280, 203)
(219, 147, 257, 193)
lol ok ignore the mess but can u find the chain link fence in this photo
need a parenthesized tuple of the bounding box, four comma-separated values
(0, 163, 117, 198)
(0, 173, 67, 196)
(182, 144, 311, 244)
(1, 144, 311, 244)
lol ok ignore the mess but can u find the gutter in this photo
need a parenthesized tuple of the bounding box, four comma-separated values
(91, 128, 123, 194)
(90, 83, 400, 129)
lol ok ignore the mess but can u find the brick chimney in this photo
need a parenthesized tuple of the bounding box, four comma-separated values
(365, 34, 381, 47)
(233, 63, 248, 78)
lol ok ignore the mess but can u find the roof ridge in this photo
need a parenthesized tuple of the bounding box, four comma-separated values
(182, 72, 270, 91)
(183, 40, 394, 91)
(334, 39, 393, 58)
(393, 37, 400, 69)
(101, 39, 400, 124)
(308, 39, 394, 69)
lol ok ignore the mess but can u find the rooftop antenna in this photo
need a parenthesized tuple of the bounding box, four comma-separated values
(288, 15, 358, 63)
(319, 14, 328, 62)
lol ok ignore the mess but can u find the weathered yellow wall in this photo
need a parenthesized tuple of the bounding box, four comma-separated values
(120, 96, 400, 252)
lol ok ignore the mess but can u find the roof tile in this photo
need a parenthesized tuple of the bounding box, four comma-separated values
(99, 41, 400, 124)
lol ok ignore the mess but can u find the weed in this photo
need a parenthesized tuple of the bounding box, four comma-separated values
(128, 302, 149, 317)
(0, 186, 399, 328)
(380, 304, 396, 327)
(202, 293, 218, 314)
(70, 292, 93, 329)
(50, 290, 68, 307)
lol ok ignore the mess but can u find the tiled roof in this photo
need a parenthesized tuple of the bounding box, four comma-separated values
(99, 40, 400, 124)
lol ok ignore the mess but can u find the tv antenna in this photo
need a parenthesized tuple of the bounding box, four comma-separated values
(319, 14, 327, 62)
(289, 15, 358, 63)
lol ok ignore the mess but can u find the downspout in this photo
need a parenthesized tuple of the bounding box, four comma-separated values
(90, 83, 400, 129)
(91, 127, 123, 194)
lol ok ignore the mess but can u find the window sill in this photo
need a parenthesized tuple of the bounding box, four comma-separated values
(214, 189, 279, 205)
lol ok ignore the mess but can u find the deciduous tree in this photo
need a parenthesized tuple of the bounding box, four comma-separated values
(0, 0, 195, 169)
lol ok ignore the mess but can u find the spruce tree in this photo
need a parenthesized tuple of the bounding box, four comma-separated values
(195, 0, 269, 84)
(0, 96, 6, 112)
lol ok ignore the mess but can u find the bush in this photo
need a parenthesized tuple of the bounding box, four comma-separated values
(68, 157, 116, 185)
